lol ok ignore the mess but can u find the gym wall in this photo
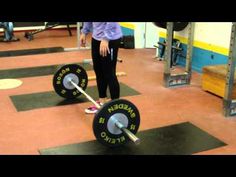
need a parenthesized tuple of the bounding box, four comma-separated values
(120, 22, 232, 73)
(119, 22, 135, 35)
(158, 22, 232, 73)
(119, 22, 146, 49)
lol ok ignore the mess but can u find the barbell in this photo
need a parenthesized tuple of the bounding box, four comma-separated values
(53, 64, 141, 147)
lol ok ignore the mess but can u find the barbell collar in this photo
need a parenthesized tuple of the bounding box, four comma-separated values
(115, 121, 141, 145)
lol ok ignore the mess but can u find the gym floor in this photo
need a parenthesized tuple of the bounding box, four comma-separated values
(1, 29, 236, 155)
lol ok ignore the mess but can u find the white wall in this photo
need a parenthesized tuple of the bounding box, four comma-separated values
(195, 22, 231, 48)
(128, 22, 159, 49)
(133, 22, 233, 51)
(177, 22, 232, 48)
(127, 22, 162, 49)
(145, 23, 159, 48)
(132, 22, 146, 48)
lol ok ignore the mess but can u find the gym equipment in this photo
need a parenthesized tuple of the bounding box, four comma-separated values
(154, 39, 185, 66)
(223, 23, 236, 117)
(24, 22, 73, 41)
(153, 22, 189, 31)
(156, 41, 183, 51)
(120, 35, 135, 49)
(53, 64, 140, 147)
(202, 65, 236, 99)
(53, 64, 88, 99)
(93, 99, 140, 147)
(156, 22, 195, 88)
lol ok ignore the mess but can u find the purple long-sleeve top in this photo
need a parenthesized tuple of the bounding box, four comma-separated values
(81, 22, 123, 41)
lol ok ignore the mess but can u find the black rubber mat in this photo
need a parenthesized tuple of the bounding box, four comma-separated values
(0, 63, 93, 79)
(39, 122, 227, 155)
(10, 82, 141, 112)
(0, 47, 64, 57)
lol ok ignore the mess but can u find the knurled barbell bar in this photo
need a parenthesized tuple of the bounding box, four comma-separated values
(53, 64, 141, 147)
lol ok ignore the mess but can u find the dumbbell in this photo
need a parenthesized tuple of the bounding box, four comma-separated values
(53, 64, 140, 147)
(24, 32, 33, 41)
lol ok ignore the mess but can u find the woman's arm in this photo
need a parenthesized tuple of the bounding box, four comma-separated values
(81, 22, 93, 35)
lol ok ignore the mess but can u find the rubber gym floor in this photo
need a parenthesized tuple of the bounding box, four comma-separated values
(0, 28, 236, 155)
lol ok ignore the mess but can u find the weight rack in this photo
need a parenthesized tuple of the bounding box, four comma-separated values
(163, 22, 195, 87)
(223, 23, 236, 117)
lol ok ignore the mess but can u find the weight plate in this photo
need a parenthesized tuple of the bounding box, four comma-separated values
(53, 64, 88, 99)
(93, 99, 140, 147)
(173, 22, 189, 31)
(153, 22, 189, 31)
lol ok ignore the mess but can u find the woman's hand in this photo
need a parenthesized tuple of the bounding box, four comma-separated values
(100, 39, 110, 57)
(80, 33, 86, 47)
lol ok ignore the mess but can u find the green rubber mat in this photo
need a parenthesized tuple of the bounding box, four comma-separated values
(0, 63, 93, 79)
(39, 122, 227, 155)
(10, 82, 141, 112)
(0, 47, 64, 57)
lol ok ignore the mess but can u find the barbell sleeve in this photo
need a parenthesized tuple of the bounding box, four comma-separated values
(115, 121, 141, 145)
(69, 79, 101, 109)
